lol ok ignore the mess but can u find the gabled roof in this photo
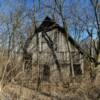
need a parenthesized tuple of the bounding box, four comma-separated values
(35, 16, 58, 32)
(24, 16, 96, 63)
(35, 16, 83, 54)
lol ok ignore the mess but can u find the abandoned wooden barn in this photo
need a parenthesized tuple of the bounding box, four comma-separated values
(25, 16, 84, 83)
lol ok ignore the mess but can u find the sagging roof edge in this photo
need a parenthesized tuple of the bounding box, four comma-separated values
(35, 16, 84, 55)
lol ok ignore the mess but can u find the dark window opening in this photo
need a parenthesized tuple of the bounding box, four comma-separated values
(73, 64, 82, 75)
(42, 64, 50, 81)
(23, 53, 32, 72)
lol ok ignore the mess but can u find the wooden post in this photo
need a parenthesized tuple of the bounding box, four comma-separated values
(80, 54, 84, 75)
(69, 43, 75, 78)
(37, 32, 41, 91)
(70, 53, 75, 77)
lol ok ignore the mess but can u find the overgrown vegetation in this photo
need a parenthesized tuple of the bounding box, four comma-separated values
(0, 0, 100, 100)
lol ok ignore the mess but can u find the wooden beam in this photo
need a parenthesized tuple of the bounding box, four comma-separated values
(42, 31, 63, 81)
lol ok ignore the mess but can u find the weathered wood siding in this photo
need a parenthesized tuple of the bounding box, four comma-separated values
(27, 28, 84, 82)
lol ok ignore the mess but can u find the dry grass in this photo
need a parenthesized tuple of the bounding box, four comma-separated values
(0, 54, 100, 100)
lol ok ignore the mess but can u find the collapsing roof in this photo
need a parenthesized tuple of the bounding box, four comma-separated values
(35, 16, 96, 63)
(35, 16, 84, 55)
(24, 16, 95, 63)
